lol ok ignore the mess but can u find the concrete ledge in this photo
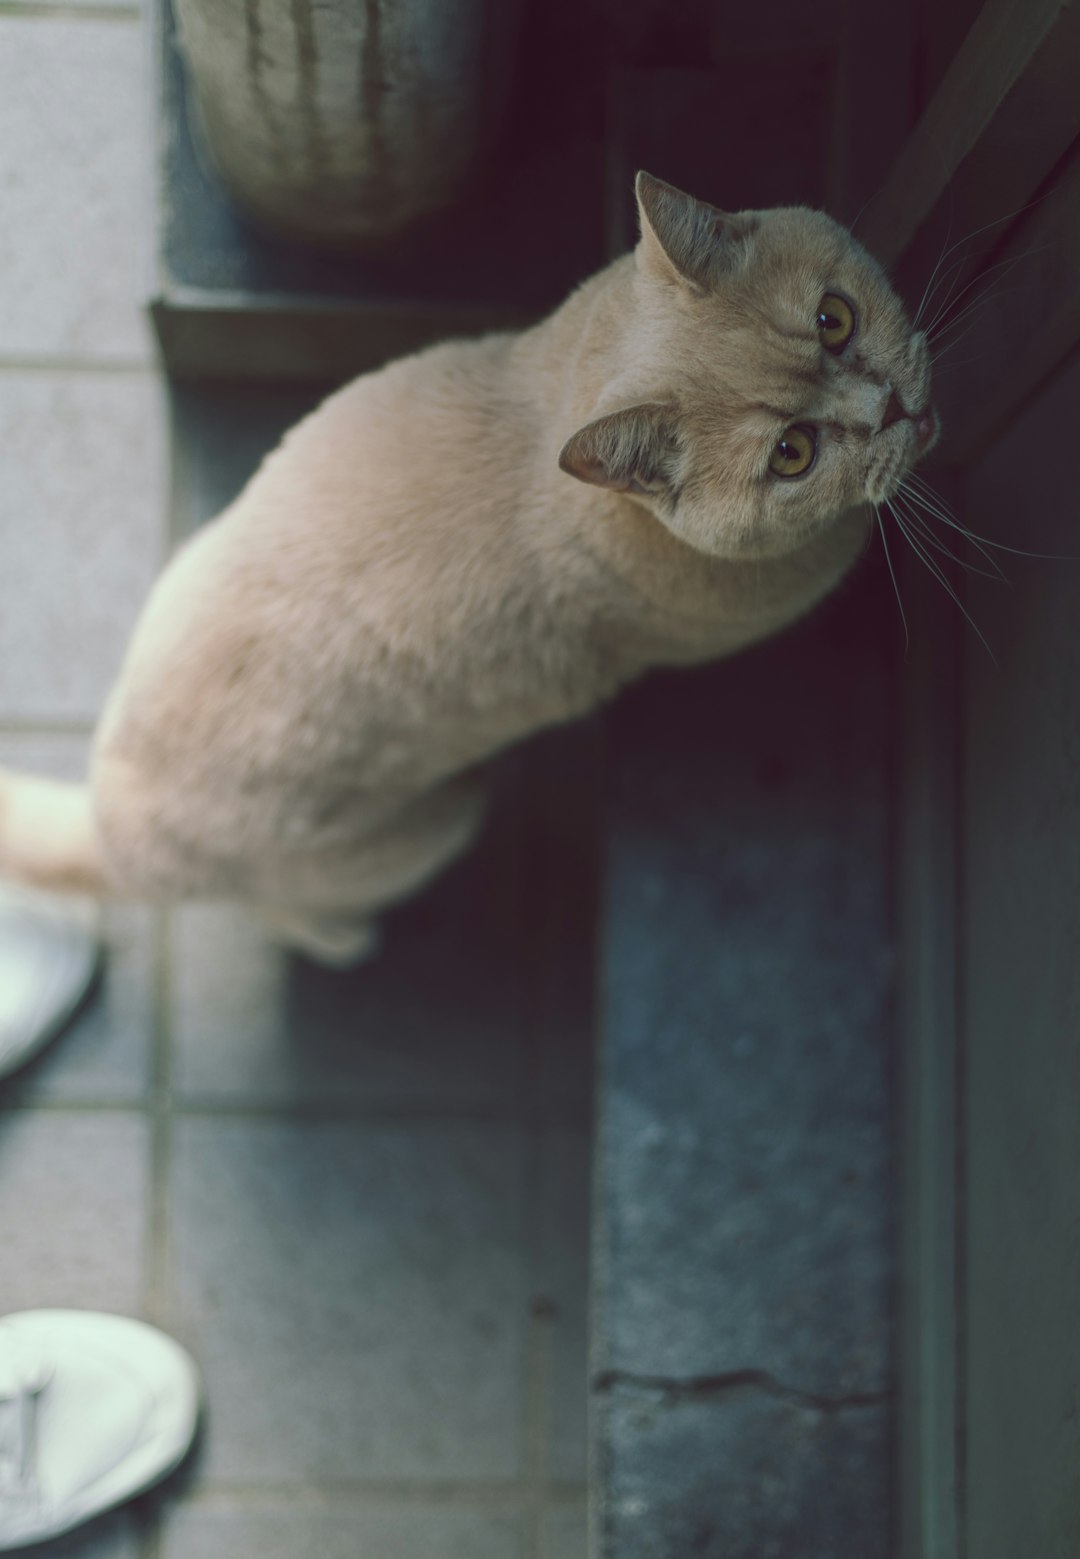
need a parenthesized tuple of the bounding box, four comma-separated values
(592, 577, 897, 1555)
(151, 0, 605, 380)
(596, 1381, 889, 1559)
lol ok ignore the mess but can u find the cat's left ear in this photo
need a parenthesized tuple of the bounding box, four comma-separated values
(558, 402, 680, 498)
(635, 170, 755, 291)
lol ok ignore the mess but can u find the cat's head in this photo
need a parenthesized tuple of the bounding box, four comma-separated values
(559, 172, 937, 560)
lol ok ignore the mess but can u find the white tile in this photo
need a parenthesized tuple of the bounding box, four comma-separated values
(168, 1119, 528, 1484)
(163, 1503, 525, 1559)
(0, 17, 154, 363)
(542, 1507, 588, 1559)
(18, 0, 139, 9)
(0, 372, 166, 721)
(0, 1111, 149, 1314)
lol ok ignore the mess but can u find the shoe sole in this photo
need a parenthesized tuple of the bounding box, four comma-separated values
(0, 1310, 201, 1551)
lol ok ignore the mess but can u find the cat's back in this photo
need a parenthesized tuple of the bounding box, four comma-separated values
(93, 327, 588, 815)
(248, 330, 531, 551)
(219, 328, 557, 654)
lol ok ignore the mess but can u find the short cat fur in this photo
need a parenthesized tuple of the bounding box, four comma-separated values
(0, 173, 936, 963)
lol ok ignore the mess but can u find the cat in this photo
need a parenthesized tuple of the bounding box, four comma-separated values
(0, 172, 937, 964)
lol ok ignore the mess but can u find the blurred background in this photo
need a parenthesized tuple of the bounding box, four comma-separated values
(0, 0, 1078, 1555)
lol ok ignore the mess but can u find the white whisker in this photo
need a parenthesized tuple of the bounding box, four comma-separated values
(917, 186, 1059, 327)
(889, 506, 998, 664)
(899, 480, 1009, 578)
(888, 495, 1005, 582)
(929, 354, 988, 377)
(930, 286, 1031, 364)
(874, 504, 909, 654)
(914, 222, 960, 328)
(902, 476, 1077, 562)
(925, 243, 1050, 341)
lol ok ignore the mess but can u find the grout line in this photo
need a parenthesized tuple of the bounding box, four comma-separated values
(521, 1112, 554, 1559)
(144, 905, 174, 1321)
(0, 1097, 148, 1115)
(0, 1094, 592, 1125)
(0, 355, 153, 374)
(157, 1479, 589, 1508)
(135, 350, 179, 1559)
(0, 720, 96, 740)
(138, 906, 175, 1559)
(518, 736, 599, 1554)
(523, 1293, 556, 1559)
(0, 3, 140, 22)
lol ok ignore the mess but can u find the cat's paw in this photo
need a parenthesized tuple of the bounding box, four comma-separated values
(257, 906, 382, 968)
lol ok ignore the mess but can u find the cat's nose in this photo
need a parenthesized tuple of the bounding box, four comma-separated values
(880, 391, 907, 430)
(914, 406, 937, 445)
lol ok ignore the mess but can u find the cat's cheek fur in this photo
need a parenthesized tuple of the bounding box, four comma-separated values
(646, 493, 734, 558)
(643, 485, 776, 563)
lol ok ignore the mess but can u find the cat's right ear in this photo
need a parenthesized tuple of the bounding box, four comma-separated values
(635, 170, 754, 291)
(558, 403, 680, 499)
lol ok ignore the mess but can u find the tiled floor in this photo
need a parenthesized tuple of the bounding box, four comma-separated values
(0, 8, 595, 1556)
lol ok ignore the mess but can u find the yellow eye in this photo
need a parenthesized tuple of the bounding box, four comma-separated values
(769, 423, 817, 478)
(816, 292, 856, 353)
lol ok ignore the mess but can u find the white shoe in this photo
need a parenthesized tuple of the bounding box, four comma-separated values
(0, 886, 102, 1083)
(0, 1311, 200, 1550)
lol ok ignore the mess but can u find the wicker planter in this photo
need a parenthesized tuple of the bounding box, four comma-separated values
(172, 0, 519, 246)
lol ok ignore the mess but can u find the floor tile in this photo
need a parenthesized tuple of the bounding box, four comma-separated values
(542, 1506, 588, 1559)
(18, 0, 139, 8)
(0, 16, 154, 362)
(162, 1502, 525, 1559)
(4, 1512, 141, 1559)
(599, 1385, 889, 1559)
(170, 789, 529, 1109)
(536, 1126, 590, 1483)
(0, 372, 166, 722)
(5, 900, 156, 1106)
(0, 736, 156, 1104)
(599, 619, 893, 1398)
(166, 394, 590, 1118)
(0, 1111, 149, 1314)
(167, 382, 531, 1111)
(168, 1118, 527, 1484)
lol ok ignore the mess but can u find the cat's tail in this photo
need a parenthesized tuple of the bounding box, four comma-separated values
(0, 769, 111, 895)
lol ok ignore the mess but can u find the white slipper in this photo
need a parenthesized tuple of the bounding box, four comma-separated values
(0, 886, 102, 1083)
(0, 1311, 201, 1550)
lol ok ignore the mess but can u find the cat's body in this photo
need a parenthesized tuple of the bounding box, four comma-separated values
(0, 175, 934, 962)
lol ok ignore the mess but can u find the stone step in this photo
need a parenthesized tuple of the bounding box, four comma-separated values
(150, 0, 606, 380)
(592, 590, 896, 1557)
(589, 66, 898, 1557)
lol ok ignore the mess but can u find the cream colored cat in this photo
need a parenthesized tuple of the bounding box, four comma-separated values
(0, 173, 937, 963)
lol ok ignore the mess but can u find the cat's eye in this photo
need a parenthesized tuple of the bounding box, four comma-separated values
(817, 292, 856, 353)
(769, 424, 817, 478)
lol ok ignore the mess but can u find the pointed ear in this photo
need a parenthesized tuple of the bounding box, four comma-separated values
(635, 170, 755, 290)
(558, 402, 680, 497)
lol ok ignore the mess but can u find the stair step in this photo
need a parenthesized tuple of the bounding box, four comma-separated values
(593, 587, 896, 1556)
(590, 65, 897, 1557)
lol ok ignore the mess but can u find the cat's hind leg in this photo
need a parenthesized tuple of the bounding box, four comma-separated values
(255, 905, 381, 968)
(259, 773, 491, 965)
